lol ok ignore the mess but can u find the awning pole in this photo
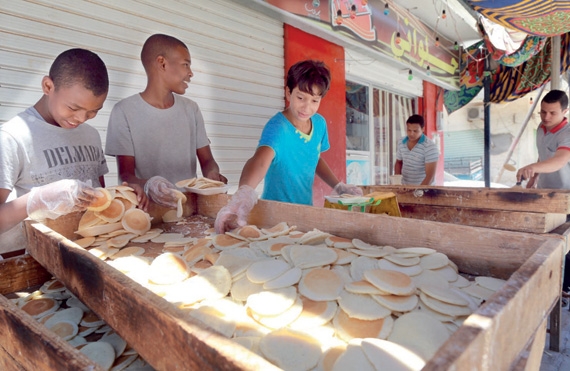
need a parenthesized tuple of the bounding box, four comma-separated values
(552, 35, 561, 89)
(495, 85, 546, 183)
(483, 52, 491, 187)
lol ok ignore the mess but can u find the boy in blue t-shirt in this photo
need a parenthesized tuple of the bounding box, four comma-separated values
(215, 60, 361, 233)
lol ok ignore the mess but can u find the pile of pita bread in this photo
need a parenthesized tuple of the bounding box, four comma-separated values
(68, 206, 506, 371)
(12, 279, 153, 371)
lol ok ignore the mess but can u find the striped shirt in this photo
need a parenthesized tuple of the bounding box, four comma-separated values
(396, 134, 439, 185)
(536, 118, 570, 189)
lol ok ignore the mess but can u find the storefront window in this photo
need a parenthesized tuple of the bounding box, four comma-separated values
(345, 80, 415, 185)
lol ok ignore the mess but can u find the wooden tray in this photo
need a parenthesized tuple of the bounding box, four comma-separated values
(0, 193, 564, 370)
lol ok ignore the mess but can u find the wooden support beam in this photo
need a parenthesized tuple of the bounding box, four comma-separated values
(399, 204, 566, 233)
(362, 185, 570, 214)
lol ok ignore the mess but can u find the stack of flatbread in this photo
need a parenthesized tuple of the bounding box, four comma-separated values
(67, 206, 509, 371)
(175, 177, 225, 190)
(13, 278, 154, 370)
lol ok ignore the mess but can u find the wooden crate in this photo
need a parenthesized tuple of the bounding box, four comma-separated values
(362, 185, 570, 234)
(0, 193, 565, 370)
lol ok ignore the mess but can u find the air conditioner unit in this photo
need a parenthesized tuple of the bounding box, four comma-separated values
(467, 107, 484, 121)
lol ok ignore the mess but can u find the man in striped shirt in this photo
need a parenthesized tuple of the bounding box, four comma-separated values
(394, 114, 439, 185)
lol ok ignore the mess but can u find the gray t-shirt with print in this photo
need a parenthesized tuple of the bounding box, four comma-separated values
(105, 94, 210, 184)
(0, 107, 108, 198)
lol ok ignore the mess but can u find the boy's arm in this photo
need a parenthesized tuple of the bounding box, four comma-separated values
(316, 158, 362, 195)
(0, 189, 29, 234)
(214, 146, 273, 234)
(197, 145, 227, 183)
(394, 160, 403, 175)
(315, 158, 341, 189)
(421, 161, 437, 185)
(239, 146, 274, 188)
(116, 155, 144, 186)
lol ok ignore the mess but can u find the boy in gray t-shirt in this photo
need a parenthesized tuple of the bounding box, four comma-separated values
(0, 49, 145, 238)
(106, 34, 226, 209)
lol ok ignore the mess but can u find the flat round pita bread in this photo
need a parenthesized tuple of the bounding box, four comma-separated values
(420, 284, 469, 306)
(419, 253, 449, 270)
(299, 268, 343, 302)
(263, 267, 302, 290)
(79, 341, 115, 370)
(21, 298, 59, 319)
(377, 259, 423, 276)
(345, 280, 389, 295)
(149, 253, 190, 285)
(121, 209, 151, 235)
(247, 259, 291, 284)
(95, 199, 125, 223)
(333, 309, 394, 342)
(231, 275, 264, 302)
(46, 319, 78, 341)
(372, 293, 418, 313)
(418, 292, 471, 317)
(364, 269, 416, 296)
(290, 245, 338, 269)
(259, 328, 321, 371)
(165, 265, 232, 306)
(247, 287, 297, 317)
(337, 290, 391, 320)
(289, 296, 337, 329)
(360, 338, 426, 371)
(332, 340, 375, 371)
(250, 296, 303, 329)
(475, 276, 507, 292)
(87, 188, 113, 212)
(388, 311, 450, 361)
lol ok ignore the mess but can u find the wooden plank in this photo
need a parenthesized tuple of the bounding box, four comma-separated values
(512, 319, 548, 371)
(228, 198, 560, 279)
(362, 185, 570, 214)
(0, 294, 102, 371)
(24, 222, 279, 371)
(424, 239, 563, 370)
(398, 204, 566, 233)
(0, 344, 25, 371)
(0, 254, 51, 295)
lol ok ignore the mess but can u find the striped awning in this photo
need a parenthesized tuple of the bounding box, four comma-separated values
(466, 0, 570, 36)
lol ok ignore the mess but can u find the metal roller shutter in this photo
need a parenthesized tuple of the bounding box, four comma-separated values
(0, 0, 284, 187)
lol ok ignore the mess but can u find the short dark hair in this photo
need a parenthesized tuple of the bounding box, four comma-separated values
(141, 34, 188, 71)
(542, 90, 569, 110)
(286, 60, 331, 97)
(406, 114, 425, 128)
(49, 48, 108, 97)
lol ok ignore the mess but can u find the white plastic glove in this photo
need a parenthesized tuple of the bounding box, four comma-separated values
(333, 182, 363, 196)
(214, 185, 258, 234)
(26, 179, 101, 221)
(144, 176, 179, 208)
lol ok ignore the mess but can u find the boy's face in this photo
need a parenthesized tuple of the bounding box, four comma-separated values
(406, 122, 424, 143)
(285, 86, 322, 124)
(540, 101, 568, 129)
(41, 77, 107, 129)
(162, 45, 193, 95)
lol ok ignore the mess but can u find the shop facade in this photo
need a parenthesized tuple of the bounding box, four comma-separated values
(0, 0, 464, 204)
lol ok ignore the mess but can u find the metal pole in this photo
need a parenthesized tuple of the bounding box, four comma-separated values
(483, 53, 491, 187)
(495, 85, 546, 183)
(552, 35, 561, 89)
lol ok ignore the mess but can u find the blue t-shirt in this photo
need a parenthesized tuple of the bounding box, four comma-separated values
(259, 112, 330, 205)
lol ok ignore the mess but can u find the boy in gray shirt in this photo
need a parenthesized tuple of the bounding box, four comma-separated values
(106, 34, 226, 208)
